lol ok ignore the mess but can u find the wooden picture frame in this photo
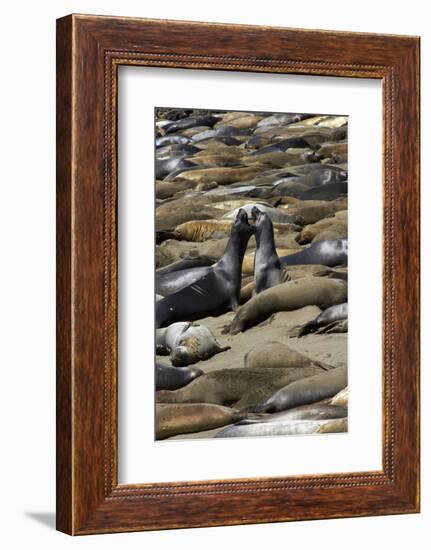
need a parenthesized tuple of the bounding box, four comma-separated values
(56, 14, 420, 535)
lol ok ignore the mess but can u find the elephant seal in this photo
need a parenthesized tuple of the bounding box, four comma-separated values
(317, 417, 348, 433)
(214, 419, 335, 438)
(156, 366, 322, 409)
(156, 403, 243, 440)
(331, 387, 348, 407)
(155, 363, 203, 391)
(163, 115, 219, 134)
(229, 277, 348, 334)
(280, 239, 348, 267)
(298, 180, 348, 200)
(156, 135, 190, 147)
(244, 404, 347, 423)
(172, 166, 263, 185)
(156, 265, 213, 296)
(248, 366, 347, 413)
(156, 209, 255, 327)
(156, 322, 230, 366)
(156, 256, 215, 276)
(244, 340, 330, 370)
(223, 203, 301, 224)
(251, 207, 282, 294)
(298, 302, 348, 336)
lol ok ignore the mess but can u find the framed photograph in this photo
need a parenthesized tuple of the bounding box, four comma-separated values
(56, 14, 420, 534)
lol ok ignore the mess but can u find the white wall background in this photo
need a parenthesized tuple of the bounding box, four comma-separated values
(0, 0, 427, 548)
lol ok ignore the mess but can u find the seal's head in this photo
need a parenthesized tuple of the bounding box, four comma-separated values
(233, 208, 255, 238)
(250, 206, 271, 231)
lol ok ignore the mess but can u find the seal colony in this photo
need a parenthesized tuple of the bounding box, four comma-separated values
(154, 107, 348, 440)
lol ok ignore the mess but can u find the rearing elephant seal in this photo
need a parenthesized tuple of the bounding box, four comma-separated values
(229, 277, 348, 334)
(251, 206, 281, 294)
(156, 209, 255, 327)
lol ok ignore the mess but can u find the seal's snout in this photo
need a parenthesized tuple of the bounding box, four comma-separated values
(236, 208, 248, 223)
(251, 206, 262, 220)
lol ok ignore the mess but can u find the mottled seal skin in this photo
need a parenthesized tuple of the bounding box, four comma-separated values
(155, 363, 203, 391)
(156, 322, 230, 366)
(156, 366, 322, 409)
(251, 207, 282, 294)
(156, 209, 255, 328)
(156, 403, 243, 440)
(280, 239, 348, 268)
(249, 366, 347, 414)
(298, 302, 348, 336)
(244, 340, 329, 370)
(229, 277, 348, 334)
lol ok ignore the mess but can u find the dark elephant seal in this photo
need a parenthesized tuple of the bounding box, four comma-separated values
(156, 266, 213, 296)
(251, 207, 281, 294)
(243, 404, 347, 423)
(155, 363, 203, 391)
(156, 256, 215, 276)
(249, 366, 347, 413)
(156, 322, 230, 366)
(156, 366, 322, 409)
(229, 277, 348, 334)
(298, 302, 348, 336)
(156, 209, 255, 327)
(163, 115, 219, 134)
(280, 239, 348, 267)
(298, 180, 348, 200)
(156, 403, 243, 440)
(244, 340, 330, 370)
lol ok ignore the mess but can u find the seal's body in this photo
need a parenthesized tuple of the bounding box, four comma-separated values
(156, 209, 255, 327)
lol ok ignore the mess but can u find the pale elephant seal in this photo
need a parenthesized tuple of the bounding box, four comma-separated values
(331, 387, 348, 407)
(298, 302, 348, 336)
(155, 363, 203, 391)
(156, 403, 243, 440)
(156, 209, 255, 327)
(156, 366, 322, 409)
(317, 417, 348, 433)
(244, 340, 330, 370)
(249, 366, 348, 413)
(251, 207, 282, 294)
(156, 322, 230, 366)
(229, 277, 348, 334)
(280, 239, 348, 267)
(214, 419, 336, 438)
